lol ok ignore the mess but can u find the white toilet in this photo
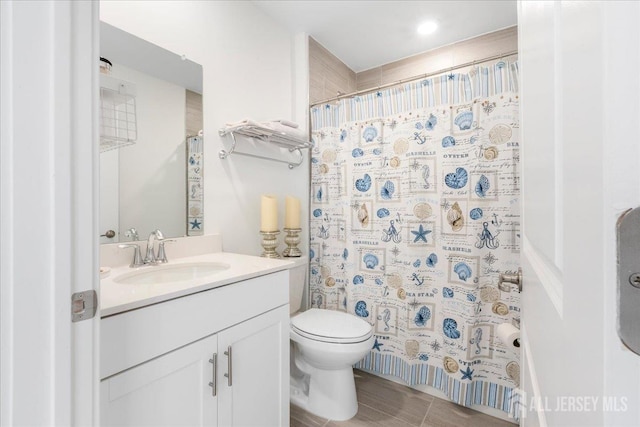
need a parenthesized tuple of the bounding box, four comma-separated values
(289, 264, 374, 421)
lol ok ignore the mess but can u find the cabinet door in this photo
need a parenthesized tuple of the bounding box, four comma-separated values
(101, 333, 218, 427)
(217, 305, 289, 427)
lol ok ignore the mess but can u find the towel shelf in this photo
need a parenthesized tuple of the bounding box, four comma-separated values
(218, 124, 312, 169)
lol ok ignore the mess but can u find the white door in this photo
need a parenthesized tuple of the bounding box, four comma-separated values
(101, 333, 218, 426)
(519, 1, 640, 426)
(217, 306, 289, 427)
(0, 0, 99, 425)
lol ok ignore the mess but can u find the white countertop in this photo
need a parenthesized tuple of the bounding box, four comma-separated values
(100, 252, 295, 317)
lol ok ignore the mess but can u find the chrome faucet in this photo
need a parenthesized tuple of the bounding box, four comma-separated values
(119, 243, 144, 268)
(144, 229, 164, 264)
(124, 227, 139, 241)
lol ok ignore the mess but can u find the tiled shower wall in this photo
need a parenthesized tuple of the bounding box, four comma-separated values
(309, 26, 518, 105)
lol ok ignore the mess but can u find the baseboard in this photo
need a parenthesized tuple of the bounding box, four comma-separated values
(356, 368, 518, 425)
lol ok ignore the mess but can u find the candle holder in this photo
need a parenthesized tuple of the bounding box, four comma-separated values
(260, 230, 281, 258)
(282, 228, 302, 257)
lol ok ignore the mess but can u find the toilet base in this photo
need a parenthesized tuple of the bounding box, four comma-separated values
(290, 365, 359, 421)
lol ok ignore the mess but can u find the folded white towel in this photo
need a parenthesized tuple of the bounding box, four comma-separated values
(269, 122, 306, 140)
(225, 119, 265, 129)
(270, 119, 299, 129)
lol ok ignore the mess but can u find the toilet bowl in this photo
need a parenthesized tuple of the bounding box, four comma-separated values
(289, 308, 374, 420)
(287, 263, 373, 420)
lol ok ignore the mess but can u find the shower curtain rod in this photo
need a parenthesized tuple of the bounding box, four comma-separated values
(310, 50, 518, 107)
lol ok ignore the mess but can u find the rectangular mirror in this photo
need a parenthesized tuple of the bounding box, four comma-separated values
(99, 22, 203, 244)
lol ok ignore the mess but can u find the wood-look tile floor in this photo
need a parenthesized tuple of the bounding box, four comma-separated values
(290, 370, 517, 427)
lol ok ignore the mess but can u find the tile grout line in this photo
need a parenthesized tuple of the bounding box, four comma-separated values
(419, 399, 433, 427)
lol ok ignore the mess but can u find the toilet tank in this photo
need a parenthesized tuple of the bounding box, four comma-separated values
(289, 263, 307, 314)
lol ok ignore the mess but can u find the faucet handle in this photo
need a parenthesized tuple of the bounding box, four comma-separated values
(118, 244, 144, 268)
(124, 228, 139, 241)
(156, 239, 176, 264)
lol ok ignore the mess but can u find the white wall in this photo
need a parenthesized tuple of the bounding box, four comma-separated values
(100, 1, 310, 256)
(101, 63, 187, 240)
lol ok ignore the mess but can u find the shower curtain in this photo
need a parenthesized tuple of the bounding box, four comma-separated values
(309, 60, 521, 418)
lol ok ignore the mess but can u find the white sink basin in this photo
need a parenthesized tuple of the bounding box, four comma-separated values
(113, 262, 231, 285)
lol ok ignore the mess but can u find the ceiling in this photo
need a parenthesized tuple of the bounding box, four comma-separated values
(252, 1, 517, 72)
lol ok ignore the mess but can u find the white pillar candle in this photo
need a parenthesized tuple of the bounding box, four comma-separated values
(261, 195, 278, 232)
(284, 196, 301, 229)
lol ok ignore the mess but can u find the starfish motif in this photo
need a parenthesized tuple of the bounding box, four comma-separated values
(448, 73, 455, 80)
(440, 199, 451, 211)
(410, 159, 422, 171)
(411, 224, 431, 243)
(372, 338, 383, 351)
(351, 200, 362, 211)
(460, 366, 474, 381)
(189, 219, 202, 229)
(430, 340, 441, 352)
(391, 246, 401, 257)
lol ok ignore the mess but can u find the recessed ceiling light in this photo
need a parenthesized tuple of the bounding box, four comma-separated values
(417, 21, 438, 36)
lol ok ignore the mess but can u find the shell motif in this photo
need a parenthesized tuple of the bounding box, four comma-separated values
(393, 138, 409, 155)
(467, 293, 476, 302)
(325, 277, 336, 287)
(413, 203, 433, 219)
(380, 180, 395, 200)
(309, 248, 315, 260)
(454, 262, 472, 281)
(319, 164, 329, 174)
(414, 306, 432, 327)
(426, 253, 438, 267)
(506, 362, 520, 386)
(357, 203, 369, 228)
(362, 126, 378, 143)
(312, 208, 323, 218)
(475, 175, 490, 198)
(388, 273, 403, 288)
(413, 259, 421, 268)
(316, 186, 323, 201)
(489, 123, 512, 144)
(373, 148, 382, 155)
(405, 340, 420, 358)
(454, 111, 473, 131)
(355, 300, 369, 317)
(375, 277, 384, 286)
(444, 167, 468, 189)
(469, 208, 483, 220)
(492, 302, 510, 316)
(353, 275, 365, 285)
(352, 148, 364, 158)
(470, 135, 479, 144)
(443, 356, 459, 374)
(484, 146, 499, 160)
(442, 136, 456, 148)
(322, 149, 336, 163)
(479, 286, 500, 303)
(397, 288, 407, 300)
(443, 318, 461, 339)
(447, 202, 465, 232)
(389, 157, 401, 168)
(443, 287, 454, 298)
(363, 253, 379, 269)
(342, 248, 349, 260)
(355, 173, 372, 192)
(376, 208, 390, 218)
(425, 114, 438, 130)
(339, 129, 347, 142)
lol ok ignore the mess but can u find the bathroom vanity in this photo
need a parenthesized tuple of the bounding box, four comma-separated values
(99, 240, 292, 427)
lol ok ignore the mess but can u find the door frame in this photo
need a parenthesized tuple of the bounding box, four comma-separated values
(0, 1, 99, 424)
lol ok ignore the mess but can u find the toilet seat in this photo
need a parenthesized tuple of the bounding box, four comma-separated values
(291, 308, 373, 344)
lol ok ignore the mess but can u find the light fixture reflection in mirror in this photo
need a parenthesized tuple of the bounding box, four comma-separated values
(99, 22, 203, 244)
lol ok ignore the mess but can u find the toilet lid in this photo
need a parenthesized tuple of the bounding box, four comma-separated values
(291, 309, 373, 344)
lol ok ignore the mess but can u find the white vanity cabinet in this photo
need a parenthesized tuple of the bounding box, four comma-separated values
(100, 270, 290, 427)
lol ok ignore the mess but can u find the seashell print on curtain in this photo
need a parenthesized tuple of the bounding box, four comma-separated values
(309, 60, 521, 420)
